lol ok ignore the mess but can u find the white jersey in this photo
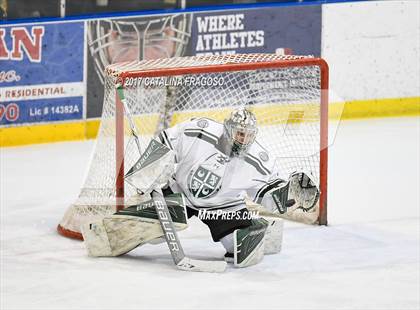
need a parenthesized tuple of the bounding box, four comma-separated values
(158, 118, 285, 212)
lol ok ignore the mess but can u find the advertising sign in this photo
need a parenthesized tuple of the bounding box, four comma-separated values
(191, 6, 321, 56)
(0, 22, 84, 125)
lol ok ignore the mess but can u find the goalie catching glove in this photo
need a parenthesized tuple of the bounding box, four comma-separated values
(262, 171, 319, 217)
(287, 171, 320, 213)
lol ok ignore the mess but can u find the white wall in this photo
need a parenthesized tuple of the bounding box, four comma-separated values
(322, 0, 420, 101)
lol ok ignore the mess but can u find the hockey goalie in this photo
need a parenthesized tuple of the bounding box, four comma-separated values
(82, 107, 319, 270)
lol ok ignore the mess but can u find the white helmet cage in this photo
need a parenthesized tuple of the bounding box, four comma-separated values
(223, 108, 258, 155)
(87, 13, 192, 84)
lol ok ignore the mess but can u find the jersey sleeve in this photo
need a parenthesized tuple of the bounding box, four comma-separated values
(157, 119, 199, 163)
(157, 123, 183, 162)
(249, 171, 284, 198)
(247, 167, 287, 214)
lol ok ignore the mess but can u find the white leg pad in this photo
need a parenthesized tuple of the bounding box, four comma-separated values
(82, 214, 187, 257)
(263, 217, 284, 254)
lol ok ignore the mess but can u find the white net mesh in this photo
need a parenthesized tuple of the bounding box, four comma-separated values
(58, 54, 327, 238)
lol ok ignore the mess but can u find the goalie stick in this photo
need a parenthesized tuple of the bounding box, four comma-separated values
(151, 189, 227, 272)
(117, 86, 227, 273)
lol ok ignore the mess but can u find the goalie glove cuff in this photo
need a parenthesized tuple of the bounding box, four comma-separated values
(270, 182, 296, 214)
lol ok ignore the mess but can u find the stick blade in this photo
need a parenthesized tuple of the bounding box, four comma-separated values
(177, 257, 227, 273)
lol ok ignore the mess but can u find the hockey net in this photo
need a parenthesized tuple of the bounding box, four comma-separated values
(58, 53, 328, 240)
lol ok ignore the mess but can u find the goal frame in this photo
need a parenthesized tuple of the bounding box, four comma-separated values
(114, 57, 329, 225)
(57, 55, 329, 240)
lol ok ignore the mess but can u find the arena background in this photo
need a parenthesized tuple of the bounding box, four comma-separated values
(0, 0, 419, 146)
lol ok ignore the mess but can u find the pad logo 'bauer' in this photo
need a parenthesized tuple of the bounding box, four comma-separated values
(197, 119, 209, 128)
(188, 165, 221, 198)
(259, 151, 269, 162)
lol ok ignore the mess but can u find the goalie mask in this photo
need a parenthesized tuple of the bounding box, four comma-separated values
(223, 108, 258, 156)
(87, 14, 192, 84)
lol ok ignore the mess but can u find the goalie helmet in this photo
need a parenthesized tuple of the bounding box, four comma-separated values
(87, 14, 192, 84)
(223, 108, 258, 156)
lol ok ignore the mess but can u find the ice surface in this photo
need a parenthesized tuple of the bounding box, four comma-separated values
(1, 117, 419, 310)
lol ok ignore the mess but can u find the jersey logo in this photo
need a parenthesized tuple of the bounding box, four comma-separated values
(188, 165, 222, 199)
(259, 151, 269, 162)
(197, 119, 209, 128)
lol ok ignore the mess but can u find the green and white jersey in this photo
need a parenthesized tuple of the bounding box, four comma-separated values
(158, 118, 285, 212)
